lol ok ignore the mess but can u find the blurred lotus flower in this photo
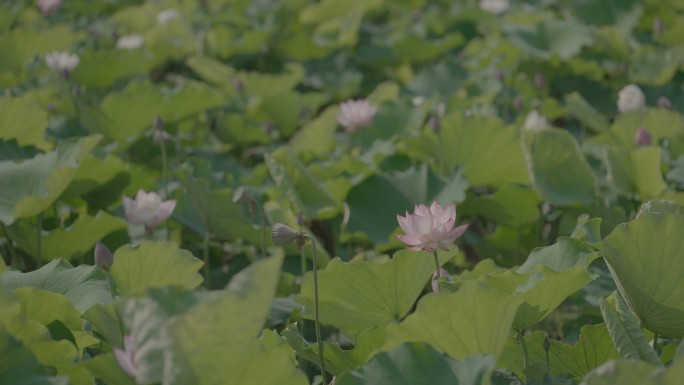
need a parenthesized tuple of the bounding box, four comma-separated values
(657, 96, 673, 110)
(114, 335, 138, 378)
(653, 18, 664, 36)
(635, 127, 653, 147)
(116, 34, 144, 50)
(272, 223, 309, 251)
(431, 267, 451, 292)
(523, 110, 550, 132)
(157, 8, 180, 24)
(123, 189, 176, 231)
(45, 51, 79, 74)
(396, 202, 468, 252)
(617, 84, 645, 113)
(337, 99, 378, 133)
(94, 242, 113, 270)
(37, 0, 61, 14)
(479, 0, 509, 14)
(533, 73, 546, 89)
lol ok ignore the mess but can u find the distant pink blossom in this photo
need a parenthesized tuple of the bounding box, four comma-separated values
(37, 0, 61, 14)
(337, 99, 378, 133)
(123, 189, 176, 231)
(396, 202, 468, 253)
(635, 127, 652, 147)
(113, 335, 138, 378)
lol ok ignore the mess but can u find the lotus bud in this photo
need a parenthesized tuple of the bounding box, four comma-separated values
(94, 242, 113, 271)
(533, 73, 545, 89)
(429, 116, 440, 133)
(635, 127, 652, 147)
(513, 95, 523, 111)
(38, 0, 61, 15)
(271, 223, 300, 246)
(233, 77, 245, 94)
(653, 18, 664, 36)
(543, 335, 551, 353)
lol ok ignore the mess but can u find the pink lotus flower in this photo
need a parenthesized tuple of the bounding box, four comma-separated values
(396, 202, 468, 252)
(337, 99, 378, 133)
(37, 0, 61, 14)
(123, 189, 176, 231)
(113, 335, 138, 378)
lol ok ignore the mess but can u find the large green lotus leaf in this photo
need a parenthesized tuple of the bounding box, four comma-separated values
(0, 326, 70, 385)
(289, 105, 338, 156)
(120, 287, 220, 385)
(281, 324, 386, 376)
(259, 91, 329, 138)
(82, 353, 135, 385)
(518, 237, 600, 273)
(109, 241, 203, 296)
(502, 19, 594, 60)
(185, 56, 238, 90)
(523, 129, 597, 206)
(0, 96, 50, 151)
(0, 135, 101, 225)
(0, 25, 78, 73)
(589, 108, 684, 148)
(394, 33, 465, 64)
(346, 165, 468, 244)
(60, 154, 131, 206)
(82, 80, 225, 143)
(82, 303, 121, 347)
(572, 0, 641, 31)
(165, 256, 307, 385)
(599, 293, 661, 365)
(265, 147, 341, 220)
(605, 146, 667, 200)
(1, 259, 109, 313)
(299, 0, 382, 24)
(384, 280, 522, 360)
(336, 343, 495, 385)
(239, 63, 305, 98)
(205, 26, 271, 59)
(637, 199, 684, 217)
(12, 288, 82, 332)
(405, 113, 529, 186)
(578, 357, 684, 385)
(564, 92, 610, 133)
(298, 250, 450, 336)
(629, 46, 684, 87)
(459, 185, 540, 228)
(8, 211, 126, 262)
(597, 212, 684, 337)
(71, 50, 157, 88)
(457, 265, 593, 330)
(179, 175, 260, 243)
(499, 324, 619, 379)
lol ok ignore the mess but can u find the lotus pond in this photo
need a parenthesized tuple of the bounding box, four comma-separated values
(2, 0, 684, 384)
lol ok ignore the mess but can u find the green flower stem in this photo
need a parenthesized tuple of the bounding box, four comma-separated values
(653, 333, 659, 353)
(432, 250, 440, 281)
(308, 236, 327, 384)
(518, 330, 529, 379)
(1, 222, 20, 269)
(106, 271, 118, 299)
(257, 203, 265, 259)
(203, 231, 211, 289)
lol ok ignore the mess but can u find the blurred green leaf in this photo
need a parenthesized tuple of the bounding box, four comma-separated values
(0, 96, 50, 151)
(605, 146, 667, 200)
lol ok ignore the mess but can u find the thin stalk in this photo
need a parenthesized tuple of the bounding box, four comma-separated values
(203, 231, 211, 289)
(432, 250, 440, 280)
(257, 203, 265, 259)
(37, 214, 43, 262)
(1, 222, 19, 269)
(653, 333, 659, 353)
(518, 330, 529, 380)
(106, 272, 117, 299)
(308, 237, 327, 384)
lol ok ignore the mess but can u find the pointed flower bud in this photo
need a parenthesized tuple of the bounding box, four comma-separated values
(635, 127, 653, 147)
(657, 96, 673, 109)
(94, 242, 113, 271)
(271, 223, 308, 250)
(543, 335, 551, 353)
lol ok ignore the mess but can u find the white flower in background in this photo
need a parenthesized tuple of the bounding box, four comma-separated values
(37, 0, 61, 14)
(479, 0, 509, 14)
(45, 51, 80, 72)
(617, 84, 646, 113)
(523, 110, 550, 132)
(113, 336, 138, 378)
(337, 99, 378, 133)
(116, 34, 144, 50)
(122, 189, 176, 231)
(157, 8, 180, 24)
